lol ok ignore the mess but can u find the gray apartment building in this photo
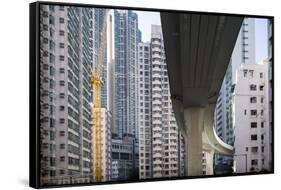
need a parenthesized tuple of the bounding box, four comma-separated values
(112, 10, 141, 180)
(39, 5, 105, 185)
(113, 10, 141, 139)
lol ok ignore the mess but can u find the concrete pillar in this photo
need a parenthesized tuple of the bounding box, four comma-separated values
(183, 107, 205, 176)
(203, 104, 216, 175)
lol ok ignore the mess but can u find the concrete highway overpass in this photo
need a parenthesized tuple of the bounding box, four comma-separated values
(160, 12, 243, 176)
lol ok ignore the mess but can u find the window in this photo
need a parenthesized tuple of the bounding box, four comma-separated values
(249, 70, 254, 77)
(59, 80, 65, 86)
(251, 147, 258, 153)
(59, 6, 64, 11)
(59, 106, 65, 111)
(43, 51, 48, 57)
(60, 144, 65, 149)
(260, 85, 264, 91)
(59, 55, 65, 61)
(43, 64, 49, 70)
(243, 69, 248, 77)
(59, 68, 65, 73)
(49, 40, 55, 51)
(43, 11, 48, 17)
(60, 131, 65, 136)
(260, 72, 263, 78)
(50, 170, 56, 177)
(59, 43, 65, 48)
(49, 15, 55, 25)
(43, 37, 48, 44)
(261, 134, 264, 140)
(244, 110, 247, 115)
(49, 5, 55, 12)
(261, 109, 264, 116)
(59, 30, 65, 36)
(261, 122, 264, 128)
(250, 110, 257, 116)
(250, 84, 257, 91)
(59, 118, 65, 124)
(59, 17, 64, 23)
(251, 159, 258, 166)
(261, 146, 264, 152)
(251, 122, 257, 128)
(50, 28, 55, 38)
(50, 131, 55, 141)
(43, 24, 48, 31)
(251, 134, 257, 140)
(261, 97, 264, 103)
(246, 147, 248, 151)
(59, 93, 65, 99)
(250, 97, 257, 103)
(49, 53, 55, 63)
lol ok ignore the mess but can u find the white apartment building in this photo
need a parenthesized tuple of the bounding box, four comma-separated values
(138, 42, 152, 179)
(233, 61, 272, 173)
(214, 18, 256, 173)
(138, 25, 185, 179)
(92, 108, 112, 181)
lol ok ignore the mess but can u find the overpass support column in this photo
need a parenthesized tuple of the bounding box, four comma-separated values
(203, 104, 216, 175)
(184, 107, 205, 176)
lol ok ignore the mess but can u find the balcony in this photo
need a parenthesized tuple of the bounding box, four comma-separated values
(153, 125, 162, 130)
(152, 40, 161, 46)
(152, 66, 161, 72)
(154, 153, 162, 158)
(152, 79, 161, 85)
(153, 113, 162, 118)
(152, 100, 162, 105)
(153, 133, 162, 138)
(152, 46, 162, 52)
(152, 53, 161, 60)
(153, 140, 162, 145)
(154, 146, 162, 151)
(153, 87, 162, 92)
(152, 120, 162, 125)
(152, 106, 162, 112)
(154, 159, 162, 165)
(153, 60, 161, 66)
(152, 73, 161, 79)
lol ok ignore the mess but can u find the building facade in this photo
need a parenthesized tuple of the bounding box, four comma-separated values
(112, 10, 141, 180)
(137, 42, 152, 179)
(214, 18, 256, 173)
(92, 108, 112, 182)
(39, 5, 94, 185)
(233, 62, 272, 173)
(111, 136, 138, 180)
(113, 10, 141, 138)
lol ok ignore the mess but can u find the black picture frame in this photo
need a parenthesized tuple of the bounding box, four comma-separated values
(30, 1, 274, 189)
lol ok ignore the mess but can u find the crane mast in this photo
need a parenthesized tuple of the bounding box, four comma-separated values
(91, 9, 109, 182)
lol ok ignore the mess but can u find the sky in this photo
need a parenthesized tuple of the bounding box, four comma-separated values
(136, 11, 161, 42)
(136, 11, 269, 64)
(255, 18, 268, 63)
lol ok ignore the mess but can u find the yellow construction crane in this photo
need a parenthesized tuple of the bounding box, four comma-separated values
(91, 9, 109, 182)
